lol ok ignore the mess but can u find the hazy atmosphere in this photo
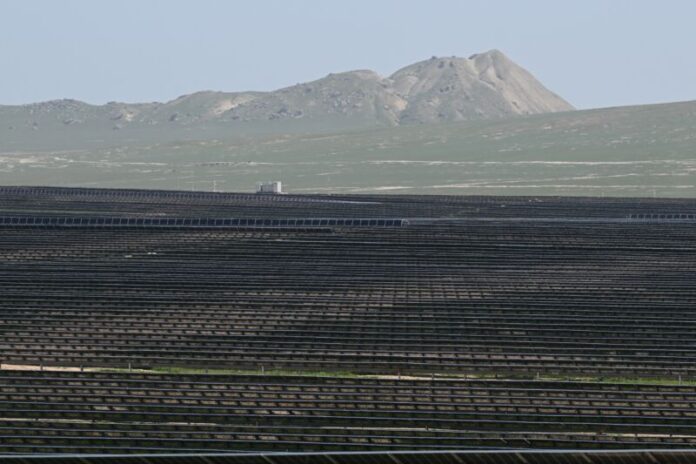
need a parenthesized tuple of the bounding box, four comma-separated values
(1, 0, 695, 109)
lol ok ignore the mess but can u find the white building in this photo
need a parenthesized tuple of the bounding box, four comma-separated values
(256, 181, 283, 194)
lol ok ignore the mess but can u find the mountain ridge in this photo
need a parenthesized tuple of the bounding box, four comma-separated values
(0, 50, 573, 137)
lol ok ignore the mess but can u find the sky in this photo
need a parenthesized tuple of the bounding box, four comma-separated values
(0, 0, 694, 109)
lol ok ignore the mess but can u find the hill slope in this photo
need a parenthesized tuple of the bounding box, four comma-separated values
(0, 99, 694, 197)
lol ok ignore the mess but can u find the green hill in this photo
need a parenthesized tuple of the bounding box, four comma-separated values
(0, 99, 694, 197)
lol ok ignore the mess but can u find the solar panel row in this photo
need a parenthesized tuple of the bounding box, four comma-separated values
(0, 216, 404, 228)
(4, 449, 696, 464)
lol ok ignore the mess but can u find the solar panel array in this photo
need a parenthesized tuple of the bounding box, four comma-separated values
(3, 371, 696, 454)
(2, 186, 696, 219)
(1, 187, 695, 455)
(1, 223, 694, 376)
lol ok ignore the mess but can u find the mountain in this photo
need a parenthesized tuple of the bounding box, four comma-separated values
(0, 50, 573, 151)
(392, 50, 573, 123)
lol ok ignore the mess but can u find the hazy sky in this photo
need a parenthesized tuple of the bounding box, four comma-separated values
(1, 0, 694, 109)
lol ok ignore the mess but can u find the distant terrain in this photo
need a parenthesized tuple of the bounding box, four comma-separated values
(0, 50, 694, 197)
(0, 49, 571, 150)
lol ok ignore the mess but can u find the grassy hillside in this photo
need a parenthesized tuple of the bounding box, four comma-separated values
(0, 100, 694, 197)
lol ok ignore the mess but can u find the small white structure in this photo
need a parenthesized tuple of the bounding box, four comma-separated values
(256, 181, 283, 194)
